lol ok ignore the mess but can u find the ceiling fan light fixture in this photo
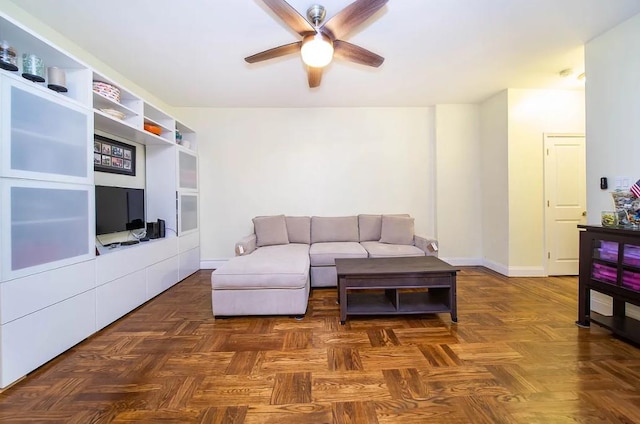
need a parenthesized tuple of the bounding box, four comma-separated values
(301, 32, 334, 68)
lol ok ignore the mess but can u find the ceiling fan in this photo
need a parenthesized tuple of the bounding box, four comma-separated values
(245, 0, 388, 88)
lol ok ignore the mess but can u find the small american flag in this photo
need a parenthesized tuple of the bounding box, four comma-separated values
(631, 179, 640, 198)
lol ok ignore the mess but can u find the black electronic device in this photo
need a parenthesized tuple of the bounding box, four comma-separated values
(146, 219, 166, 239)
(146, 222, 159, 239)
(95, 186, 145, 235)
(600, 177, 608, 190)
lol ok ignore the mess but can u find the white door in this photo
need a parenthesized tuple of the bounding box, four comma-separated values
(544, 134, 586, 276)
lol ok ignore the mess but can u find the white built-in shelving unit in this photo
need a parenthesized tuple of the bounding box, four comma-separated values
(0, 11, 199, 388)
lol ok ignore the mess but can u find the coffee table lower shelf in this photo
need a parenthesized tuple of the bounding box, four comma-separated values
(346, 291, 451, 317)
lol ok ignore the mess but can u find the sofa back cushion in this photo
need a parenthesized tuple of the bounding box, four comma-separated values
(358, 214, 382, 241)
(311, 216, 359, 243)
(359, 214, 411, 241)
(379, 215, 415, 245)
(286, 216, 311, 244)
(253, 215, 290, 247)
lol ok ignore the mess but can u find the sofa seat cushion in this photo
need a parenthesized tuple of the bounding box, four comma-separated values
(212, 244, 309, 290)
(360, 241, 425, 258)
(309, 242, 368, 266)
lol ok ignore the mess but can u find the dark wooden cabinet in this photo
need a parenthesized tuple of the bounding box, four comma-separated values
(577, 225, 640, 344)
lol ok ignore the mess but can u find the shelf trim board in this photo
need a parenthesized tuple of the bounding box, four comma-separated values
(589, 311, 640, 345)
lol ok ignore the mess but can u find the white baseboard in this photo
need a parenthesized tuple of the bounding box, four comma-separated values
(591, 291, 612, 315)
(591, 292, 640, 320)
(628, 304, 640, 320)
(200, 259, 228, 270)
(482, 259, 509, 276)
(506, 266, 546, 277)
(440, 257, 483, 266)
(480, 259, 545, 277)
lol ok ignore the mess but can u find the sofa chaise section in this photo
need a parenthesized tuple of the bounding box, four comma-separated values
(211, 241, 310, 317)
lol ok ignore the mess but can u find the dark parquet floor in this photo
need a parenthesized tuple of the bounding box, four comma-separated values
(1, 267, 640, 423)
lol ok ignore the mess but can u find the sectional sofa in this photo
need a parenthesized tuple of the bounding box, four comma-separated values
(210, 214, 438, 317)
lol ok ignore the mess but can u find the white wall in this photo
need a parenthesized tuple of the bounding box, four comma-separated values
(480, 90, 509, 273)
(586, 13, 640, 219)
(94, 130, 146, 189)
(507, 89, 585, 274)
(585, 13, 640, 319)
(479, 89, 585, 276)
(180, 107, 436, 261)
(435, 105, 482, 265)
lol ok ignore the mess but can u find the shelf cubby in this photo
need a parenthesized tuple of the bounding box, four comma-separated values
(577, 225, 640, 345)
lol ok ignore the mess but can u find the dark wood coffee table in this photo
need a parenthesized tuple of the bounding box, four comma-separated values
(335, 256, 459, 325)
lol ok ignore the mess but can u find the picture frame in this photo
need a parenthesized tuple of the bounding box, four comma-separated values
(94, 134, 136, 176)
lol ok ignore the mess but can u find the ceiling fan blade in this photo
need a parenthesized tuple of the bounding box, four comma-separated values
(322, 0, 388, 40)
(245, 41, 302, 63)
(262, 0, 315, 36)
(307, 66, 323, 88)
(333, 40, 384, 67)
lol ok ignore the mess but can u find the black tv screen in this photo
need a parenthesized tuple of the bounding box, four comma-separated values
(95, 185, 145, 235)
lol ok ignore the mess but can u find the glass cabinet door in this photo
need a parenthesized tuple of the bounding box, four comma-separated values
(1, 75, 92, 184)
(178, 150, 198, 191)
(1, 180, 94, 281)
(178, 193, 198, 235)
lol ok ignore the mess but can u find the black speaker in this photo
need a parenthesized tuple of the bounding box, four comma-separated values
(147, 219, 167, 239)
(158, 219, 165, 238)
(146, 221, 159, 239)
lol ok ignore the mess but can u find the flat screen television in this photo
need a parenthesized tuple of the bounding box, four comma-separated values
(95, 185, 145, 235)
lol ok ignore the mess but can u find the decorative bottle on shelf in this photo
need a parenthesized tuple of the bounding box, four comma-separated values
(0, 40, 18, 71)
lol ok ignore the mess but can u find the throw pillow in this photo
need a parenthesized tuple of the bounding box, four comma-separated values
(253, 215, 290, 247)
(379, 215, 414, 245)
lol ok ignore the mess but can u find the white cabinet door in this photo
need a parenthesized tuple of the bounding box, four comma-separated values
(179, 247, 200, 281)
(1, 289, 96, 388)
(147, 255, 180, 298)
(96, 269, 147, 331)
(1, 259, 95, 324)
(1, 179, 94, 281)
(0, 74, 92, 184)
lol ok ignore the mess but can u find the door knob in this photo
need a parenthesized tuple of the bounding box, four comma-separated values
(582, 211, 587, 216)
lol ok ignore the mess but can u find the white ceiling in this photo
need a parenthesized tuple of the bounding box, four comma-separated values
(8, 0, 640, 108)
